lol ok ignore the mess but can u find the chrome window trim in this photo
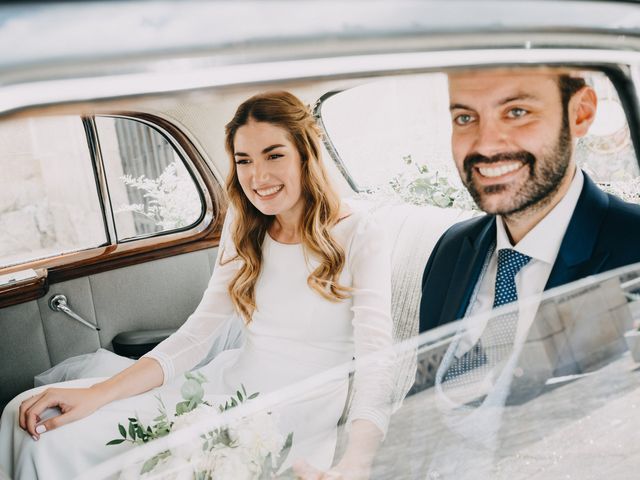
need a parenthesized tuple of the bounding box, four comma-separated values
(312, 90, 359, 191)
(83, 116, 117, 245)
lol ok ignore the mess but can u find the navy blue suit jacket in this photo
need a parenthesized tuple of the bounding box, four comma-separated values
(419, 173, 640, 332)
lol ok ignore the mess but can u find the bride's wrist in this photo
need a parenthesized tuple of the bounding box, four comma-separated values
(333, 457, 372, 479)
(88, 380, 117, 407)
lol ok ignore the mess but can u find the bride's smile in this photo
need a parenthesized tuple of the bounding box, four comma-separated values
(233, 120, 305, 225)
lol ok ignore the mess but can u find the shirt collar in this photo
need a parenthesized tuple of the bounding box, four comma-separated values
(496, 168, 584, 264)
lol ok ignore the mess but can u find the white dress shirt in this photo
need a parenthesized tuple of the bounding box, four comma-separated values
(458, 169, 585, 352)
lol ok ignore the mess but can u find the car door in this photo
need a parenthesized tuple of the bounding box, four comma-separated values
(0, 112, 226, 411)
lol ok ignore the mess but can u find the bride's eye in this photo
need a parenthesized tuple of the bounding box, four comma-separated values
(267, 154, 283, 160)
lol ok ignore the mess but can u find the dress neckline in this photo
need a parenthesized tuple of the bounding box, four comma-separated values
(266, 212, 355, 246)
(266, 231, 301, 246)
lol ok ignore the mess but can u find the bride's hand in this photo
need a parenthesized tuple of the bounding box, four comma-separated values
(292, 459, 371, 480)
(18, 387, 103, 440)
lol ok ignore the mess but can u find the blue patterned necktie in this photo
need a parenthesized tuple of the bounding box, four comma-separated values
(441, 249, 532, 398)
(493, 249, 532, 308)
(483, 248, 532, 365)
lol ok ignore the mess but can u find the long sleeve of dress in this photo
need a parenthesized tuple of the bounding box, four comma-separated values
(346, 213, 395, 436)
(142, 210, 241, 385)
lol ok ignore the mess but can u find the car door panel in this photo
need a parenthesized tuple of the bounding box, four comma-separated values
(0, 246, 219, 411)
(90, 247, 215, 348)
(38, 277, 102, 366)
(0, 302, 51, 410)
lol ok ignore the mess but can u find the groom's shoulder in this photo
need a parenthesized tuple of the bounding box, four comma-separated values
(581, 173, 640, 238)
(606, 193, 640, 224)
(421, 213, 492, 290)
(436, 213, 493, 249)
(600, 193, 640, 246)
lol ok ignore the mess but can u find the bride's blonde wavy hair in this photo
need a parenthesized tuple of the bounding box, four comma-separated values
(223, 91, 351, 323)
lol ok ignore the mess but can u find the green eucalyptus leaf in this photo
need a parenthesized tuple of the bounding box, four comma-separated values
(106, 438, 126, 446)
(140, 455, 160, 474)
(274, 432, 294, 472)
(258, 453, 274, 480)
(118, 423, 126, 438)
(175, 401, 190, 416)
(181, 379, 204, 403)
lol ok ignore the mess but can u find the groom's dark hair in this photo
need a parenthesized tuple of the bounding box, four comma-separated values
(558, 74, 587, 112)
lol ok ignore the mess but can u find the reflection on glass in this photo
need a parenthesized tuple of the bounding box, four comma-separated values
(82, 263, 640, 479)
(396, 264, 640, 480)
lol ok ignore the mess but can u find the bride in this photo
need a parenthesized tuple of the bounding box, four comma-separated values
(0, 91, 394, 479)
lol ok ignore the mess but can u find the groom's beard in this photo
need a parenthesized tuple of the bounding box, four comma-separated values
(461, 119, 573, 217)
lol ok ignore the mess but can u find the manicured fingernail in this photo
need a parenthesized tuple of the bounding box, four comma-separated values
(35, 425, 46, 434)
(32, 435, 38, 441)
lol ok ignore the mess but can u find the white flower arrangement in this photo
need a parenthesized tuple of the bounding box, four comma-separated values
(364, 155, 478, 211)
(109, 372, 293, 480)
(117, 161, 202, 230)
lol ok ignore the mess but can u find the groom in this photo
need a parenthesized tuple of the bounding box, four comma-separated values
(419, 67, 640, 332)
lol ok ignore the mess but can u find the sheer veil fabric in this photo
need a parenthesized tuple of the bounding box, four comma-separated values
(0, 205, 395, 479)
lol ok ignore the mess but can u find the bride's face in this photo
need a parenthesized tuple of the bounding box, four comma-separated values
(233, 120, 304, 218)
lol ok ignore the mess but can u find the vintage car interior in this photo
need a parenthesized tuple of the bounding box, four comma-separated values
(2, 1, 640, 478)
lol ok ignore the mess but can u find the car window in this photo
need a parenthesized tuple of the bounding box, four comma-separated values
(95, 116, 203, 241)
(0, 114, 207, 270)
(0, 115, 106, 268)
(316, 70, 640, 208)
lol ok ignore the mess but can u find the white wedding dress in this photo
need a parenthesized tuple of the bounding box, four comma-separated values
(0, 207, 394, 479)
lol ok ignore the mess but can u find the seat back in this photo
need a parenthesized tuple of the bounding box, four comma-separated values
(334, 202, 473, 459)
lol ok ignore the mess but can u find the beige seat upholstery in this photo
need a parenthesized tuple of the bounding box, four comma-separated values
(334, 201, 473, 457)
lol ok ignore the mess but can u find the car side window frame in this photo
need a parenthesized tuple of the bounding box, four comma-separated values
(0, 112, 226, 308)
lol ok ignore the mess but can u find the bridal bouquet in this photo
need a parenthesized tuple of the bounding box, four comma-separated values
(108, 372, 293, 479)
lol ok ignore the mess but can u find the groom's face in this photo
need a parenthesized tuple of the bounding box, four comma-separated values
(448, 70, 578, 216)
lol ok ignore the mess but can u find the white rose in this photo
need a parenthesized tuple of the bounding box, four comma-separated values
(209, 448, 257, 480)
(236, 412, 284, 460)
(171, 404, 218, 431)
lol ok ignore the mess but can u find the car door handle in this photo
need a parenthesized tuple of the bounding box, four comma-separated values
(48, 294, 101, 331)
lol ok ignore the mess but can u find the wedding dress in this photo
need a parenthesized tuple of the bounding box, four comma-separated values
(0, 207, 394, 479)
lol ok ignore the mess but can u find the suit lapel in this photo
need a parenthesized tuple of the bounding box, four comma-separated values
(546, 173, 610, 290)
(441, 217, 496, 324)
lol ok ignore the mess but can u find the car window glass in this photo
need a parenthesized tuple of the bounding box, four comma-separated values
(318, 70, 640, 208)
(0, 116, 106, 268)
(96, 116, 203, 241)
(94, 262, 640, 480)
